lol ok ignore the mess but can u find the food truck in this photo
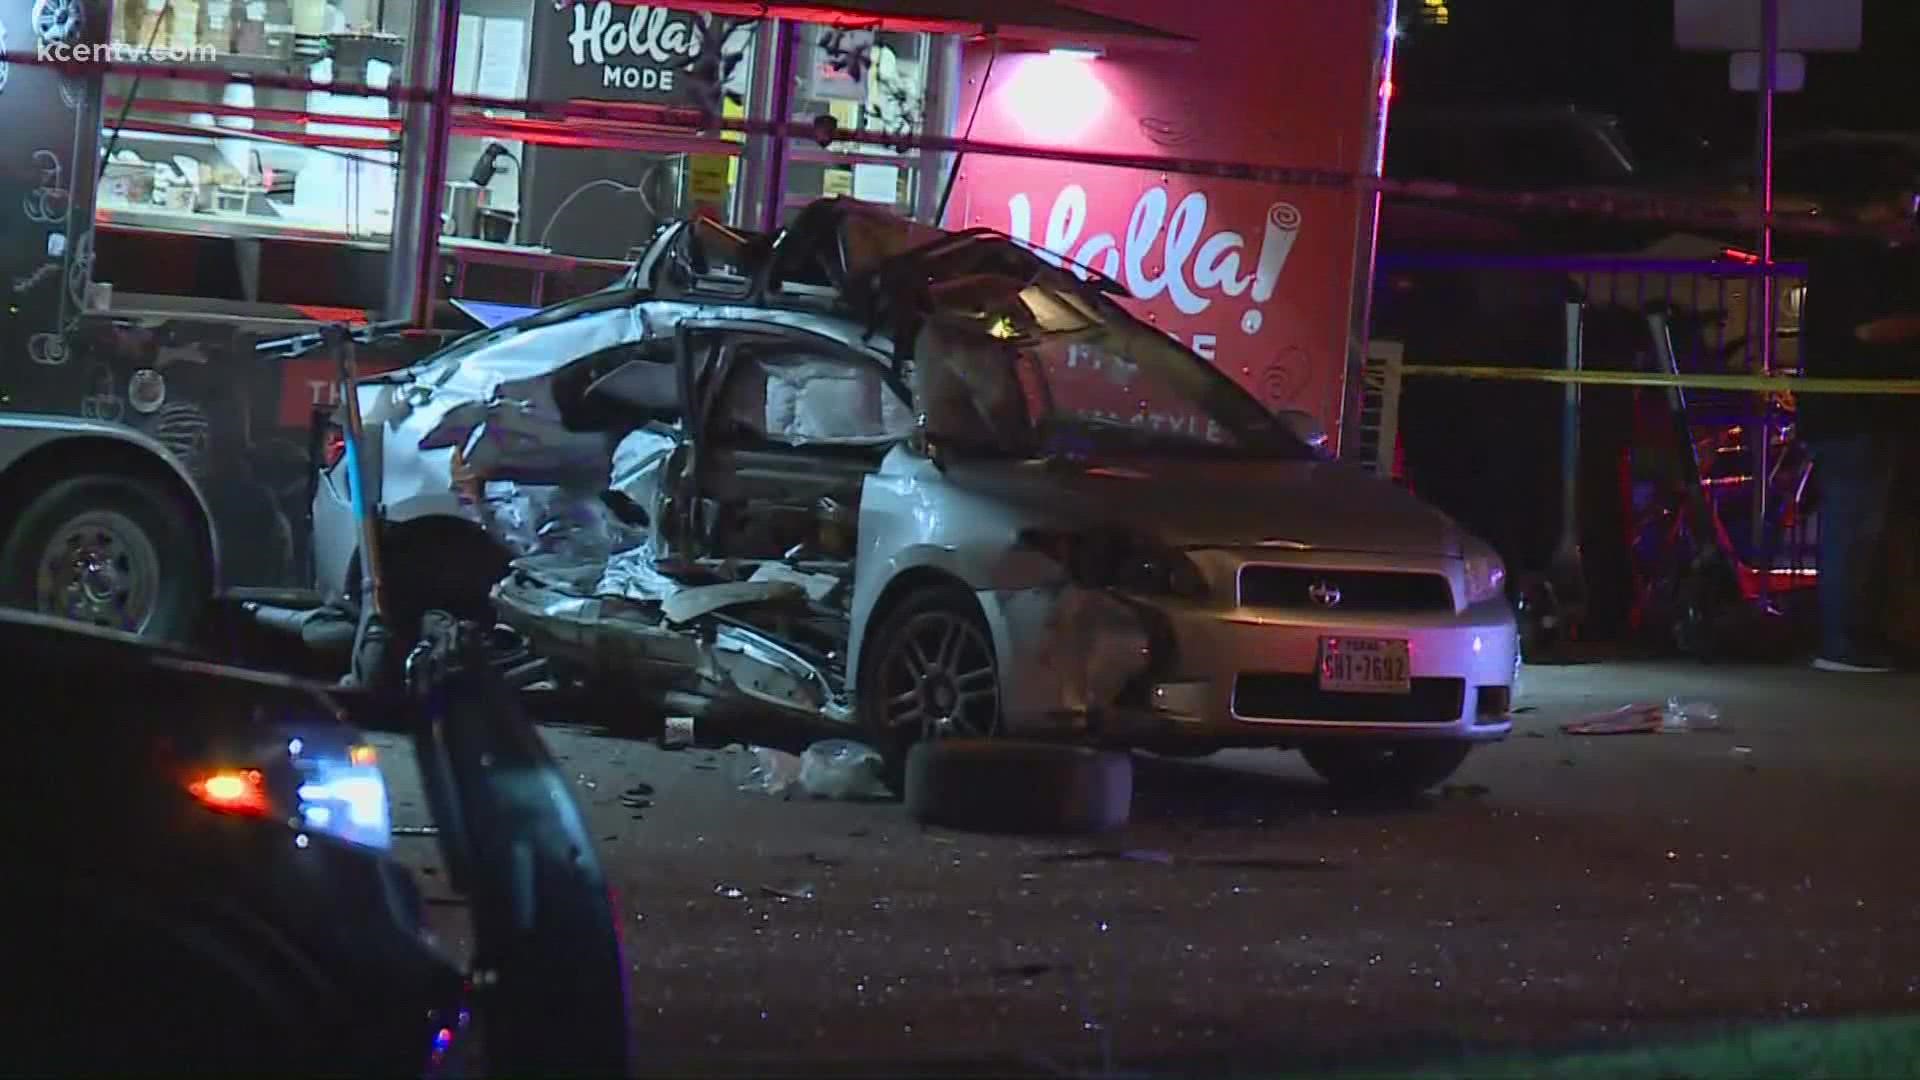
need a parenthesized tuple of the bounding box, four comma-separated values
(0, 0, 1397, 635)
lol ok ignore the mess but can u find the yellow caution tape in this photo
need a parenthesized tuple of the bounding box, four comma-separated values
(1399, 364, 1920, 395)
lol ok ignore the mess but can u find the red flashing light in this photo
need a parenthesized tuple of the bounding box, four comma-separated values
(189, 770, 272, 816)
(1720, 247, 1761, 265)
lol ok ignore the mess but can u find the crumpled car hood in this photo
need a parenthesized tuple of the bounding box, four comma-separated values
(940, 457, 1465, 556)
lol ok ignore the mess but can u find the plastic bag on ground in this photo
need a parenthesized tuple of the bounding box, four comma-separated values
(1661, 698, 1723, 732)
(798, 739, 891, 801)
(737, 746, 804, 799)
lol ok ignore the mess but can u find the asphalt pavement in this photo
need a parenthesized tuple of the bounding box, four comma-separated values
(376, 660, 1920, 1076)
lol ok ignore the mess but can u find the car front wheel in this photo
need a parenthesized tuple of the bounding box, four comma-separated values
(1300, 740, 1472, 796)
(857, 584, 1001, 795)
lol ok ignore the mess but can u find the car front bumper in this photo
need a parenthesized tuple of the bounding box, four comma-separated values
(984, 584, 1518, 748)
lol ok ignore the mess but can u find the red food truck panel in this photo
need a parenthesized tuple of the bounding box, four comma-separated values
(940, 0, 1388, 436)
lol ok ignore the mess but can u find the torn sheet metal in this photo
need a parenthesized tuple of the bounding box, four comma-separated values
(748, 562, 843, 604)
(482, 482, 644, 561)
(608, 425, 679, 558)
(369, 304, 648, 523)
(493, 564, 850, 725)
(597, 547, 685, 604)
(708, 624, 849, 722)
(663, 580, 806, 625)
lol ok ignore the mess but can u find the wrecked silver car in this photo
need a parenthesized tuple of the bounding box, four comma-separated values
(313, 198, 1517, 794)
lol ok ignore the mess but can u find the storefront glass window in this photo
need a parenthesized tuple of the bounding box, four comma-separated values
(99, 1, 408, 242)
(511, 2, 755, 255)
(781, 27, 934, 223)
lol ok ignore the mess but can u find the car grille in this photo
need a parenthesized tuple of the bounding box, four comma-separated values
(1237, 566, 1455, 613)
(1232, 674, 1466, 723)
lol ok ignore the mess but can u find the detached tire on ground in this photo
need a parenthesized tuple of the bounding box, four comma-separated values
(1300, 740, 1472, 797)
(0, 473, 208, 642)
(904, 739, 1133, 834)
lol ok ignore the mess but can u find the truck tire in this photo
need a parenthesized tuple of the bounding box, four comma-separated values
(904, 739, 1133, 834)
(1300, 740, 1472, 797)
(0, 472, 208, 642)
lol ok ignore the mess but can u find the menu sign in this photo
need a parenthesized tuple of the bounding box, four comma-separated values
(531, 1, 704, 105)
(522, 3, 711, 259)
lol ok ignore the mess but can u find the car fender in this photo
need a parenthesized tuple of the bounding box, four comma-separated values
(0, 413, 222, 590)
(847, 448, 1063, 692)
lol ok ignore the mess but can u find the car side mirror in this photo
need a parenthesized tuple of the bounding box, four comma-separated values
(1276, 409, 1335, 461)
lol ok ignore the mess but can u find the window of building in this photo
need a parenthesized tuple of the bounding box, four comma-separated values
(100, 2, 408, 241)
(781, 28, 937, 223)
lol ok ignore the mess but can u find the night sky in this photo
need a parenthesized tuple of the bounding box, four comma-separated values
(1396, 0, 1919, 173)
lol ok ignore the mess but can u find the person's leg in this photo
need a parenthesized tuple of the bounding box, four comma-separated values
(1811, 434, 1890, 669)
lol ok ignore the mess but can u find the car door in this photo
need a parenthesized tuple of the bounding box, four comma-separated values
(673, 320, 914, 562)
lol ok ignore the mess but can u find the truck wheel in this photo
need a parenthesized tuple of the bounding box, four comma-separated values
(1300, 741, 1472, 797)
(0, 473, 208, 642)
(904, 739, 1133, 834)
(857, 584, 1002, 795)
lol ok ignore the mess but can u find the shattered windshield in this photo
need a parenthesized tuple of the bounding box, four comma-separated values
(915, 269, 1310, 461)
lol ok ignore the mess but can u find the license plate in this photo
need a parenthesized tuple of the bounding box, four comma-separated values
(1318, 637, 1411, 694)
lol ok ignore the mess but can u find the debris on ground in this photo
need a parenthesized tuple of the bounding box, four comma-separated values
(1562, 704, 1663, 735)
(1440, 783, 1492, 799)
(1040, 848, 1174, 866)
(991, 962, 1056, 979)
(797, 739, 892, 801)
(1660, 698, 1723, 732)
(1193, 855, 1342, 873)
(713, 884, 747, 900)
(734, 741, 892, 800)
(1036, 849, 1339, 872)
(661, 715, 696, 749)
(391, 824, 441, 837)
(737, 746, 804, 798)
(759, 882, 817, 903)
(1562, 701, 1725, 735)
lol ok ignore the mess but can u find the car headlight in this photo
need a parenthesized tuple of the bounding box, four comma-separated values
(1462, 547, 1507, 606)
(1020, 527, 1210, 600)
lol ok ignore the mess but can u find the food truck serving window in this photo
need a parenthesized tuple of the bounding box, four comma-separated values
(100, 2, 407, 243)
